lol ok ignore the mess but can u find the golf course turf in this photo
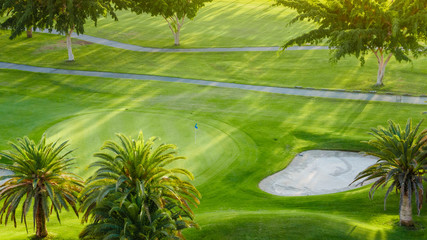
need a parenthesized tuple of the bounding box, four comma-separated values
(0, 68, 425, 239)
(0, 31, 426, 95)
(45, 111, 257, 185)
(0, 0, 426, 238)
(81, 0, 316, 48)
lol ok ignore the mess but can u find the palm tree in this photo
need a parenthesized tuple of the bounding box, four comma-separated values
(80, 131, 201, 239)
(0, 135, 83, 238)
(353, 119, 427, 227)
(80, 190, 191, 240)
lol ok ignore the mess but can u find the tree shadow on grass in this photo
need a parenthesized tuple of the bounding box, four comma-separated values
(291, 129, 371, 151)
(27, 235, 56, 240)
(382, 219, 426, 240)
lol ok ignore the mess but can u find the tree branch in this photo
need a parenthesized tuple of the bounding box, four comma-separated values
(179, 14, 186, 28)
(384, 53, 393, 65)
(370, 47, 380, 64)
(163, 16, 175, 34)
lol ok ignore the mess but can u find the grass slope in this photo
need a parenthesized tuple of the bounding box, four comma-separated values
(0, 31, 426, 95)
(0, 69, 425, 239)
(82, 0, 314, 48)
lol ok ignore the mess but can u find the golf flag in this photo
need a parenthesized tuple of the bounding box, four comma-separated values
(195, 123, 198, 129)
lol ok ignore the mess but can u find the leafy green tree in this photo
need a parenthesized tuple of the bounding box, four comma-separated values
(0, 135, 83, 238)
(0, 0, 112, 61)
(129, 0, 212, 46)
(353, 119, 427, 227)
(274, 0, 427, 86)
(161, 0, 212, 46)
(80, 132, 200, 239)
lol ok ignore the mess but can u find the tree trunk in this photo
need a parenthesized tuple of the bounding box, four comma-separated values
(26, 28, 32, 38)
(376, 61, 386, 86)
(174, 31, 180, 46)
(36, 197, 48, 238)
(165, 15, 184, 46)
(174, 17, 184, 46)
(66, 30, 75, 61)
(374, 51, 392, 87)
(400, 193, 414, 227)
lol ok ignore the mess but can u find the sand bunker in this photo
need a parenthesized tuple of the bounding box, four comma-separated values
(259, 150, 378, 196)
(0, 169, 13, 185)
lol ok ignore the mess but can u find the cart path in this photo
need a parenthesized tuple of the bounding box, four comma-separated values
(1, 62, 425, 105)
(38, 30, 328, 52)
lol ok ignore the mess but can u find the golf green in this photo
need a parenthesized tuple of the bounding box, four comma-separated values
(45, 110, 257, 184)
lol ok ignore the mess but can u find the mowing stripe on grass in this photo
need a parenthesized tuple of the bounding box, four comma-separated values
(0, 61, 425, 105)
(38, 29, 329, 52)
(44, 111, 257, 184)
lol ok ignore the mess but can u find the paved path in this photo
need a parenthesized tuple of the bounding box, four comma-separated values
(1, 62, 425, 105)
(39, 30, 329, 52)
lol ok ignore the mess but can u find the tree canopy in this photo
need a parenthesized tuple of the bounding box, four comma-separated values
(275, 0, 427, 86)
(127, 0, 212, 45)
(0, 0, 109, 38)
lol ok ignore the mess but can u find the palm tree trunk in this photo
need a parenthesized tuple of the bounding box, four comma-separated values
(400, 193, 414, 227)
(36, 197, 48, 238)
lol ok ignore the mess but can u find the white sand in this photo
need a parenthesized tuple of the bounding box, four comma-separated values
(259, 150, 378, 196)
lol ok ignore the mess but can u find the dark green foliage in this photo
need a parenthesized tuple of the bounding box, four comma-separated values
(353, 119, 427, 226)
(0, 135, 83, 238)
(0, 0, 35, 39)
(79, 191, 195, 240)
(275, 0, 427, 85)
(275, 0, 427, 63)
(80, 132, 200, 239)
(0, 0, 109, 38)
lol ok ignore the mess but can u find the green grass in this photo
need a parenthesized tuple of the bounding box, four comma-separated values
(0, 30, 426, 95)
(0, 1, 425, 238)
(0, 69, 425, 239)
(82, 0, 315, 48)
(45, 111, 255, 185)
(184, 211, 401, 240)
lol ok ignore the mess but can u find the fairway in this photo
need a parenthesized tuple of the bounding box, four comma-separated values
(45, 111, 257, 184)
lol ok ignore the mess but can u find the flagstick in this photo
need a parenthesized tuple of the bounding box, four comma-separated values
(194, 127, 197, 144)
